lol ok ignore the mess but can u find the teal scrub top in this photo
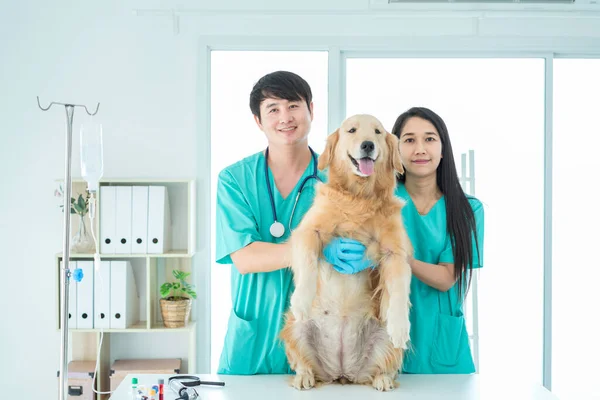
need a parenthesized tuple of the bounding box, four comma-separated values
(215, 150, 325, 375)
(395, 183, 484, 374)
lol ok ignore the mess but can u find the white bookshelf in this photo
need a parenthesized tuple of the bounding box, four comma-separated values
(55, 178, 197, 400)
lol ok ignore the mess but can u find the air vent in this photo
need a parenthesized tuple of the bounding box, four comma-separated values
(388, 0, 575, 3)
(370, 0, 599, 9)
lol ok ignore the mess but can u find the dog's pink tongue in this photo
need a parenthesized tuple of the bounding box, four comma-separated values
(358, 158, 374, 176)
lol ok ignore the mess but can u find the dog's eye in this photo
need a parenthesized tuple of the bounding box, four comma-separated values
(348, 127, 356, 134)
(375, 129, 381, 134)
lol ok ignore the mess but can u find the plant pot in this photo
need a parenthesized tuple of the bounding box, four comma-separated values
(160, 297, 191, 328)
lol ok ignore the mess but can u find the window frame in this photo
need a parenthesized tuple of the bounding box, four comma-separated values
(197, 39, 600, 391)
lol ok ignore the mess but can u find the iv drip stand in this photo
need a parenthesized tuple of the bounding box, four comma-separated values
(37, 96, 100, 400)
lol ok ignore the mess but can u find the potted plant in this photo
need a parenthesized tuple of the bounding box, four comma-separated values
(159, 270, 197, 328)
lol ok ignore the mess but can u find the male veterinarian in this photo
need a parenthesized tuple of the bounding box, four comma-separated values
(214, 71, 328, 374)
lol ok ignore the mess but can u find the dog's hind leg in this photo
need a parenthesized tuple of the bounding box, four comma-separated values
(370, 339, 403, 391)
(280, 313, 326, 390)
(354, 319, 402, 391)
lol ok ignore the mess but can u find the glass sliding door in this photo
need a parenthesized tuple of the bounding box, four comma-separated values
(552, 58, 600, 400)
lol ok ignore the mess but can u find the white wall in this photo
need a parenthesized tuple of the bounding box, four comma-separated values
(0, 1, 198, 396)
(1, 0, 599, 398)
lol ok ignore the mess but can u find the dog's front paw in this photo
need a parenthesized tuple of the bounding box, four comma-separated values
(292, 370, 315, 390)
(387, 317, 410, 350)
(290, 293, 313, 322)
(372, 374, 397, 391)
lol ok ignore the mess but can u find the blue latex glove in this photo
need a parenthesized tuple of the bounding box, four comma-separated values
(323, 237, 374, 274)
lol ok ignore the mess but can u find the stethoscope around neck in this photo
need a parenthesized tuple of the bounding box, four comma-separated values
(265, 146, 322, 238)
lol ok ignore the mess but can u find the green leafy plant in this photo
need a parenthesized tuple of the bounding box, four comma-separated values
(54, 184, 90, 217)
(160, 270, 197, 301)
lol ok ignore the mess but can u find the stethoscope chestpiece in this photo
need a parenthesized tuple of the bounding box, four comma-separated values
(270, 221, 285, 238)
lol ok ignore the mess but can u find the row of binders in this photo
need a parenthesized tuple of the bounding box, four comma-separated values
(100, 185, 172, 254)
(63, 260, 139, 329)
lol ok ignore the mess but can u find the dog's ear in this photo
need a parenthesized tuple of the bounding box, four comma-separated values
(386, 132, 404, 175)
(318, 129, 339, 171)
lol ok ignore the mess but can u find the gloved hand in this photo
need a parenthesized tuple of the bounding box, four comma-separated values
(322, 237, 374, 274)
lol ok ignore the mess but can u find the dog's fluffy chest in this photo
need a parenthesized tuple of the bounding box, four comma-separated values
(310, 188, 403, 239)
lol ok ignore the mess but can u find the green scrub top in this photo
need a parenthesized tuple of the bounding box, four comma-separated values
(215, 150, 325, 375)
(395, 183, 484, 374)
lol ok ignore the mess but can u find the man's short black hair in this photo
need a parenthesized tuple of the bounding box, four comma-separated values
(249, 71, 313, 122)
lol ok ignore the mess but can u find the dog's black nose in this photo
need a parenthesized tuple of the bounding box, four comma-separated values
(361, 141, 375, 153)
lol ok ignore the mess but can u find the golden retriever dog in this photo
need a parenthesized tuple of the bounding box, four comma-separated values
(280, 114, 412, 391)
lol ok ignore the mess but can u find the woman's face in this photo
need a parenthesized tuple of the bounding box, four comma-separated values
(398, 117, 443, 179)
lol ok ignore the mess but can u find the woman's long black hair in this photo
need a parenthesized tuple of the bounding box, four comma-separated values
(392, 107, 480, 299)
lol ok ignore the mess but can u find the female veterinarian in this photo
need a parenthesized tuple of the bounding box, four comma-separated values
(325, 106, 484, 374)
(215, 71, 325, 375)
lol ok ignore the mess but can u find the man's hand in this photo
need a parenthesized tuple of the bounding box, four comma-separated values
(322, 238, 374, 274)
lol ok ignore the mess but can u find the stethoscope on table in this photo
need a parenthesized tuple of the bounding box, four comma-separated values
(265, 146, 322, 238)
(168, 375, 225, 400)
